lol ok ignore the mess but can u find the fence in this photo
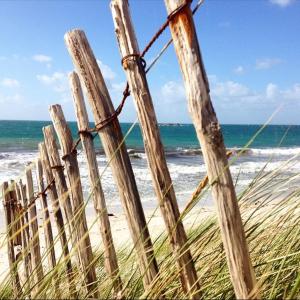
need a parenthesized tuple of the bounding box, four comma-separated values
(1, 0, 259, 299)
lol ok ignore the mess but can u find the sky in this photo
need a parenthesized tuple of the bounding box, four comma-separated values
(0, 0, 299, 124)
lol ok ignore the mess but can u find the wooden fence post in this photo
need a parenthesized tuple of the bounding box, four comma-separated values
(163, 1, 258, 298)
(64, 29, 159, 288)
(36, 158, 57, 271)
(49, 104, 98, 298)
(2, 182, 22, 298)
(39, 142, 76, 297)
(18, 180, 33, 283)
(36, 156, 60, 298)
(15, 182, 31, 290)
(111, 1, 200, 297)
(9, 181, 22, 247)
(25, 167, 44, 291)
(69, 71, 123, 296)
(42, 125, 75, 244)
(19, 181, 31, 250)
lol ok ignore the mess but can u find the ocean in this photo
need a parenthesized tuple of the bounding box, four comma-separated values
(1, 120, 300, 211)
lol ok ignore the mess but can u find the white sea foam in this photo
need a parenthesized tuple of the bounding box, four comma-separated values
(250, 147, 300, 156)
(1, 148, 300, 210)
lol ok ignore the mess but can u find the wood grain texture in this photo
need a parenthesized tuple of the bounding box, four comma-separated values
(39, 142, 76, 297)
(36, 158, 57, 271)
(18, 180, 33, 290)
(64, 29, 159, 289)
(42, 126, 76, 246)
(2, 182, 22, 298)
(49, 104, 98, 298)
(19, 180, 31, 254)
(25, 167, 44, 291)
(8, 181, 22, 247)
(15, 181, 32, 292)
(164, 1, 258, 298)
(111, 1, 200, 297)
(70, 71, 123, 296)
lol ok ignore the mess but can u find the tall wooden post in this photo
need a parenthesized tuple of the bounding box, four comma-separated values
(111, 1, 200, 297)
(19, 180, 31, 251)
(9, 181, 22, 247)
(18, 180, 33, 285)
(36, 158, 60, 297)
(25, 167, 44, 291)
(164, 1, 258, 298)
(65, 29, 159, 288)
(49, 104, 98, 298)
(39, 142, 76, 297)
(69, 71, 123, 295)
(2, 182, 22, 298)
(42, 125, 75, 243)
(15, 182, 31, 290)
(36, 158, 57, 271)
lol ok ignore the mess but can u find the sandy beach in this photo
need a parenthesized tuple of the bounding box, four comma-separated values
(0, 205, 214, 283)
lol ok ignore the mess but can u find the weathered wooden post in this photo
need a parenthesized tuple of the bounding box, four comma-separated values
(111, 1, 200, 297)
(42, 125, 75, 242)
(2, 182, 22, 298)
(9, 181, 22, 247)
(49, 104, 98, 298)
(36, 158, 57, 271)
(25, 167, 44, 290)
(18, 180, 33, 286)
(65, 29, 159, 288)
(69, 71, 123, 295)
(19, 180, 31, 250)
(39, 142, 76, 297)
(164, 1, 258, 298)
(15, 182, 32, 290)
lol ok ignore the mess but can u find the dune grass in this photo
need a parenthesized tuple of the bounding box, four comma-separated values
(1, 150, 300, 299)
(1, 117, 300, 299)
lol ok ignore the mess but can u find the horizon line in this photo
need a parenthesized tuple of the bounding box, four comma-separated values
(0, 119, 299, 126)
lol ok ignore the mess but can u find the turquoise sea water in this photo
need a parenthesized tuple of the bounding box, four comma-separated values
(1, 120, 300, 211)
(0, 120, 300, 152)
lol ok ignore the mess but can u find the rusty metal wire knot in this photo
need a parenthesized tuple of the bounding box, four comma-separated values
(61, 149, 77, 161)
(51, 165, 64, 170)
(28, 178, 55, 208)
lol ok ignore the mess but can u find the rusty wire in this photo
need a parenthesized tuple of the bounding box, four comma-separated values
(67, 0, 201, 157)
(27, 178, 55, 208)
(2, 0, 205, 224)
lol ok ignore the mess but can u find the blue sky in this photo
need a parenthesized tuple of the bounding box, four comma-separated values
(0, 0, 299, 124)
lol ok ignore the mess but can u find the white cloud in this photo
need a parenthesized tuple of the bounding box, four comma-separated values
(264, 82, 300, 103)
(0, 93, 23, 104)
(208, 75, 300, 109)
(160, 76, 300, 111)
(233, 66, 244, 75)
(32, 54, 52, 63)
(256, 58, 282, 70)
(209, 76, 250, 99)
(37, 72, 68, 92)
(37, 71, 71, 103)
(97, 59, 116, 81)
(270, 0, 295, 7)
(1, 78, 20, 88)
(282, 83, 300, 100)
(266, 83, 279, 99)
(111, 81, 126, 94)
(161, 81, 186, 103)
